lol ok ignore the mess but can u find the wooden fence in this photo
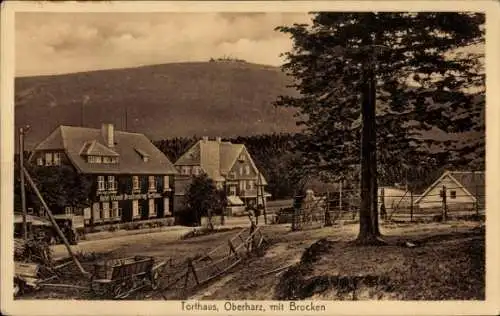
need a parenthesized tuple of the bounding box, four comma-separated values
(160, 226, 266, 299)
(289, 184, 485, 230)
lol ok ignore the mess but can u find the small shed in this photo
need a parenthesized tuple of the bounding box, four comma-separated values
(414, 171, 485, 211)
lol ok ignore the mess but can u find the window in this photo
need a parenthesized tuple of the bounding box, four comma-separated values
(193, 166, 200, 175)
(97, 176, 105, 191)
(132, 176, 139, 191)
(65, 206, 72, 215)
(110, 157, 118, 164)
(132, 200, 140, 218)
(112, 201, 119, 218)
(450, 191, 457, 199)
(45, 153, 53, 166)
(238, 153, 246, 161)
(53, 153, 61, 166)
(245, 165, 250, 175)
(163, 175, 169, 190)
(103, 156, 110, 163)
(148, 176, 156, 191)
(246, 180, 254, 190)
(102, 202, 109, 219)
(239, 167, 243, 176)
(149, 199, 156, 216)
(36, 157, 43, 166)
(107, 176, 116, 190)
(95, 156, 102, 164)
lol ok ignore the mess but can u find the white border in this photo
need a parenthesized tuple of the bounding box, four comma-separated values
(2, 1, 499, 316)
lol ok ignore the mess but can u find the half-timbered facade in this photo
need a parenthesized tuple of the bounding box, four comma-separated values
(174, 137, 270, 212)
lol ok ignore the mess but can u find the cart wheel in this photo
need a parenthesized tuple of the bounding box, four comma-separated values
(151, 270, 161, 290)
(113, 282, 127, 299)
(113, 278, 134, 299)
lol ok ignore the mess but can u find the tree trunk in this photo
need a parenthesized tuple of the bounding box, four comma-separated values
(356, 59, 383, 245)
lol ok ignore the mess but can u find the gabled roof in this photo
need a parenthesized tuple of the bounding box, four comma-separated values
(80, 140, 119, 157)
(220, 142, 244, 175)
(30, 125, 178, 175)
(175, 138, 267, 184)
(414, 170, 485, 206)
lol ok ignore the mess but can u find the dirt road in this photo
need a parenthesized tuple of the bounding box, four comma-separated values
(22, 220, 482, 300)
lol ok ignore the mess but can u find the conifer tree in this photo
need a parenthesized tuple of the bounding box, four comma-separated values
(275, 12, 485, 243)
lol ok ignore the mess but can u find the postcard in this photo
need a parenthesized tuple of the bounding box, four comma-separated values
(1, 1, 499, 315)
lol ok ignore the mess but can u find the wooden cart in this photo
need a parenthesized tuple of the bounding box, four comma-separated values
(90, 256, 166, 299)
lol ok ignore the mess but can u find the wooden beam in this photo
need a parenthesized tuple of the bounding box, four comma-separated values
(22, 167, 89, 277)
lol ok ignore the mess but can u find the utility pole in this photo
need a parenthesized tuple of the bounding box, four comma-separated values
(19, 126, 30, 241)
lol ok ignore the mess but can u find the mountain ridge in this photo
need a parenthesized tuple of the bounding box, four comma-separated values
(15, 61, 301, 150)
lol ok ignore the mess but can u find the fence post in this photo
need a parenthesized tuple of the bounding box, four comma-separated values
(441, 185, 447, 221)
(380, 188, 385, 220)
(410, 191, 414, 222)
(474, 171, 479, 218)
(228, 239, 240, 260)
(339, 181, 343, 212)
(189, 259, 199, 286)
(325, 190, 332, 226)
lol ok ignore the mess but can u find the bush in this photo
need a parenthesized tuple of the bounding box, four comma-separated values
(166, 217, 175, 226)
(14, 239, 53, 266)
(108, 225, 118, 232)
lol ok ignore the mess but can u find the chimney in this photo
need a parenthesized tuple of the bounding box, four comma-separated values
(216, 137, 222, 143)
(101, 123, 114, 148)
(202, 136, 209, 142)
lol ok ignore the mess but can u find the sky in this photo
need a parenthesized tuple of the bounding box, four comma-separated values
(15, 12, 312, 77)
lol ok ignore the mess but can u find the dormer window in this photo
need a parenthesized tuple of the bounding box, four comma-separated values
(87, 155, 118, 164)
(238, 153, 246, 162)
(53, 153, 61, 166)
(45, 153, 53, 166)
(135, 148, 150, 162)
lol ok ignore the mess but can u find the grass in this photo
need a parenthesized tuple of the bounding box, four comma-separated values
(275, 225, 485, 300)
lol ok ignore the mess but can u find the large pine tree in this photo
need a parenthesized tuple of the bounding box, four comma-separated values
(275, 12, 485, 243)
